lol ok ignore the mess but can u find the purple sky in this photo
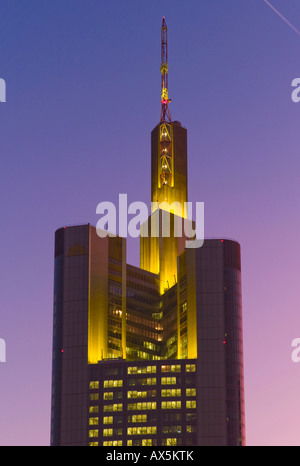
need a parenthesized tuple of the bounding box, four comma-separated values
(0, 0, 300, 446)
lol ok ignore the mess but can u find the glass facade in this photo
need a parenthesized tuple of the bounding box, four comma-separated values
(51, 224, 245, 447)
(51, 225, 245, 446)
(88, 359, 198, 447)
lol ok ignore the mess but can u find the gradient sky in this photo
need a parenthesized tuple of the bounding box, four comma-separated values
(0, 0, 300, 446)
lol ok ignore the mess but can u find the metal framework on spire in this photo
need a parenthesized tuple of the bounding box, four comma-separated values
(158, 18, 173, 190)
(160, 17, 171, 123)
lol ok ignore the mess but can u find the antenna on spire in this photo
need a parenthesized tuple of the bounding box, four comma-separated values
(160, 17, 171, 122)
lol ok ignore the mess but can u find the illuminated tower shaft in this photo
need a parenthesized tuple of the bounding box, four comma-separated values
(140, 120, 189, 294)
(152, 120, 188, 218)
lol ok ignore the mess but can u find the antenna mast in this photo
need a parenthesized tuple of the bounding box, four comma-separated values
(160, 17, 171, 122)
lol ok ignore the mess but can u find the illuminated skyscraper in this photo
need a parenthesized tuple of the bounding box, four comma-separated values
(50, 18, 245, 447)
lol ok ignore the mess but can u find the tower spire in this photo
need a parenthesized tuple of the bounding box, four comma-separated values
(160, 17, 171, 122)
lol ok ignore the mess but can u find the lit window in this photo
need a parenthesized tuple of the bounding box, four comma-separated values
(142, 439, 152, 446)
(161, 389, 181, 397)
(127, 366, 156, 375)
(147, 366, 156, 373)
(90, 393, 99, 401)
(161, 377, 176, 385)
(104, 392, 114, 400)
(103, 403, 123, 412)
(89, 417, 98, 425)
(161, 365, 181, 373)
(103, 429, 113, 437)
(103, 440, 122, 446)
(113, 403, 123, 412)
(89, 381, 99, 389)
(128, 414, 147, 423)
(186, 400, 196, 409)
(146, 378, 156, 385)
(127, 391, 147, 399)
(186, 388, 196, 397)
(185, 364, 196, 372)
(103, 416, 113, 424)
(104, 380, 123, 388)
(161, 401, 181, 409)
(89, 429, 98, 438)
(162, 438, 177, 446)
(128, 402, 156, 411)
(89, 441, 98, 446)
(89, 406, 99, 413)
(127, 426, 156, 436)
(186, 425, 195, 433)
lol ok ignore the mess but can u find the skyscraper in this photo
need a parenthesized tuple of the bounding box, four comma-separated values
(50, 18, 245, 447)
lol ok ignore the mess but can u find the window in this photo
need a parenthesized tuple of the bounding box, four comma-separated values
(104, 392, 114, 400)
(186, 400, 196, 409)
(89, 406, 99, 413)
(162, 438, 177, 446)
(186, 413, 197, 422)
(103, 441, 122, 446)
(127, 426, 157, 436)
(90, 393, 99, 401)
(128, 366, 156, 375)
(161, 365, 181, 373)
(162, 426, 181, 434)
(142, 439, 152, 446)
(161, 377, 176, 385)
(128, 414, 147, 423)
(128, 377, 156, 386)
(186, 388, 196, 397)
(146, 378, 156, 385)
(103, 403, 123, 412)
(127, 391, 147, 399)
(103, 429, 113, 437)
(89, 381, 99, 389)
(89, 429, 98, 438)
(104, 380, 123, 388)
(185, 364, 196, 372)
(128, 402, 156, 411)
(186, 425, 195, 433)
(161, 401, 181, 409)
(113, 403, 123, 412)
(103, 416, 113, 424)
(127, 389, 156, 398)
(89, 417, 98, 425)
(161, 389, 181, 397)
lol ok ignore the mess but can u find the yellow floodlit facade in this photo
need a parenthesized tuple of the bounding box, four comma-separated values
(141, 120, 190, 295)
